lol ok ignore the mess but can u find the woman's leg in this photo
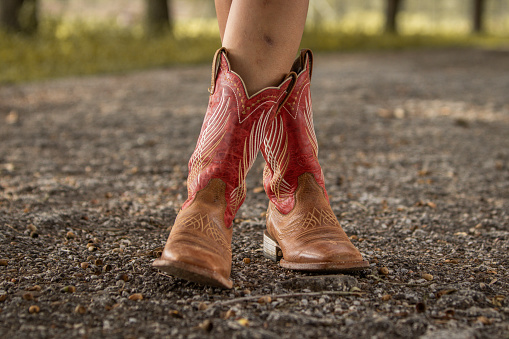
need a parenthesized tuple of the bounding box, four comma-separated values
(214, 0, 231, 42)
(215, 0, 309, 95)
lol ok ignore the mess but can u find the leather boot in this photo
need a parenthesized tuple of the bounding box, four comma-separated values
(261, 49, 369, 271)
(153, 48, 296, 288)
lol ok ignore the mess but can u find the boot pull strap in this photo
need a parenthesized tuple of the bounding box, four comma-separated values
(305, 49, 314, 80)
(209, 47, 228, 95)
(277, 71, 298, 112)
(298, 49, 313, 80)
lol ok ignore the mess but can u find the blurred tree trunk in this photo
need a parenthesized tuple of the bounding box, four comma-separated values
(145, 0, 172, 35)
(472, 0, 486, 33)
(0, 0, 25, 32)
(385, 0, 402, 34)
(0, 0, 38, 34)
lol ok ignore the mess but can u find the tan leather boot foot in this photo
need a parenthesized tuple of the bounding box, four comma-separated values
(153, 179, 233, 289)
(261, 50, 368, 272)
(264, 173, 369, 272)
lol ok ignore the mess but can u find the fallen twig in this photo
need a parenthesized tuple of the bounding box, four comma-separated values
(216, 291, 365, 306)
(5, 224, 20, 233)
(368, 274, 434, 287)
(157, 272, 174, 279)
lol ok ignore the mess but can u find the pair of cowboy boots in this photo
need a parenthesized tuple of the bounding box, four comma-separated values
(153, 48, 368, 288)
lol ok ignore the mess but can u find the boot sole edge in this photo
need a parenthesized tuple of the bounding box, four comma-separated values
(153, 258, 233, 289)
(279, 259, 370, 272)
(263, 230, 369, 272)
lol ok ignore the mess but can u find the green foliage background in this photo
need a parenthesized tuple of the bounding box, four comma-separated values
(0, 19, 221, 84)
(1, 17, 508, 84)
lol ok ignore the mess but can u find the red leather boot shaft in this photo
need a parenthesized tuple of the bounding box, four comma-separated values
(261, 50, 327, 215)
(183, 48, 295, 228)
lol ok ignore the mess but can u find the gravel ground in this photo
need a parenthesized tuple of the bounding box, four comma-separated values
(1, 48, 508, 338)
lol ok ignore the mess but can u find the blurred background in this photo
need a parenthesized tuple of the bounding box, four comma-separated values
(1, 0, 509, 83)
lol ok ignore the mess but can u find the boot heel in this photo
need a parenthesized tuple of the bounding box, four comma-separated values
(263, 230, 283, 262)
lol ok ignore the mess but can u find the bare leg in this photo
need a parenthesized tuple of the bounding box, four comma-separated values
(215, 0, 309, 95)
(215, 0, 231, 42)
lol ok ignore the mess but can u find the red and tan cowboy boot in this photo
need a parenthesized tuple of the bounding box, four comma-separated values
(153, 48, 296, 288)
(261, 49, 369, 271)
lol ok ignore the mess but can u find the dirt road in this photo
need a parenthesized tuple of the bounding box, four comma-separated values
(1, 48, 508, 338)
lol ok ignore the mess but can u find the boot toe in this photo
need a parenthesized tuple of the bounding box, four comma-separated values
(154, 245, 232, 288)
(160, 245, 229, 276)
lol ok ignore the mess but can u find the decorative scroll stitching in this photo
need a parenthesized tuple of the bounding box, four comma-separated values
(187, 92, 230, 194)
(230, 107, 273, 213)
(276, 207, 339, 240)
(176, 213, 231, 254)
(263, 115, 292, 201)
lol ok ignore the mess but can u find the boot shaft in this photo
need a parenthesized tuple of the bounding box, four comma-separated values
(183, 48, 296, 228)
(262, 49, 328, 215)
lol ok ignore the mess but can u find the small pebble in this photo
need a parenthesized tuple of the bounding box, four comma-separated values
(0, 259, 8, 266)
(28, 305, 40, 314)
(22, 293, 34, 301)
(198, 302, 208, 311)
(224, 309, 236, 319)
(257, 296, 272, 304)
(0, 294, 7, 302)
(74, 305, 87, 314)
(129, 293, 143, 301)
(94, 259, 103, 266)
(197, 319, 213, 331)
(117, 273, 129, 282)
(243, 258, 251, 264)
(477, 316, 492, 325)
(87, 246, 97, 252)
(253, 186, 264, 193)
(80, 262, 89, 269)
(237, 318, 249, 327)
(169, 310, 183, 318)
(445, 309, 455, 318)
(382, 294, 392, 301)
(379, 267, 389, 275)
(422, 273, 433, 281)
(66, 231, 76, 239)
(61, 286, 76, 293)
(27, 285, 41, 291)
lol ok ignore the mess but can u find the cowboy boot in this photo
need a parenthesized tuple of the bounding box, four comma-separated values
(153, 48, 296, 288)
(261, 49, 369, 271)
